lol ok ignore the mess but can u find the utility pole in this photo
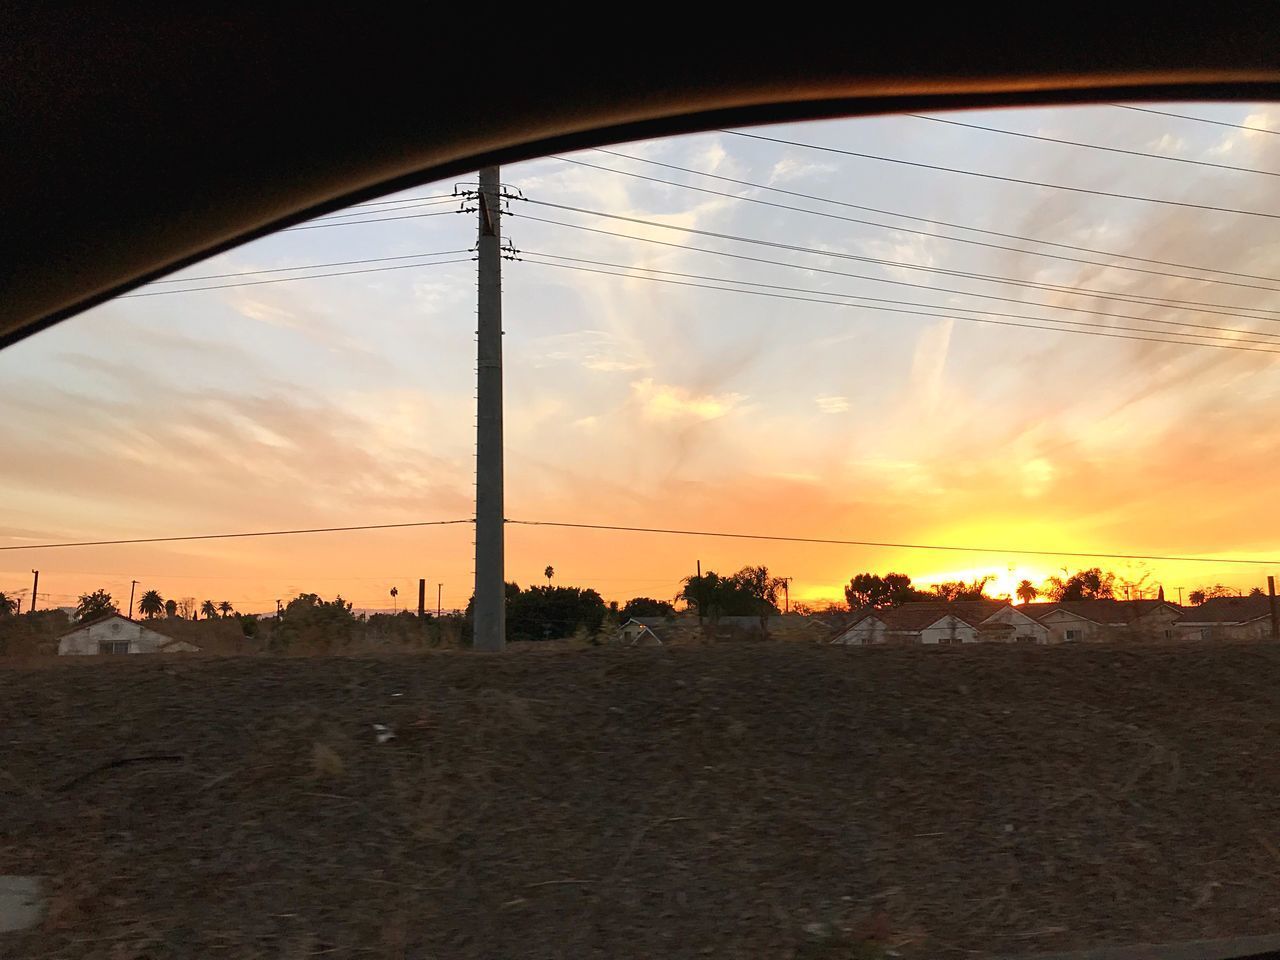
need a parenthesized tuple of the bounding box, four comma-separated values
(780, 577, 793, 614)
(129, 580, 139, 618)
(437, 583, 443, 618)
(1176, 586, 1184, 606)
(473, 165, 505, 651)
(417, 578, 426, 619)
(1269, 576, 1278, 641)
(29, 570, 38, 614)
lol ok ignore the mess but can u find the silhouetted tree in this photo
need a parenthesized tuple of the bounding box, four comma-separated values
(620, 597, 677, 620)
(844, 572, 925, 611)
(1250, 586, 1266, 598)
(138, 590, 165, 619)
(733, 565, 784, 634)
(544, 565, 555, 585)
(0, 592, 18, 617)
(164, 598, 178, 618)
(201, 600, 217, 620)
(1016, 580, 1038, 605)
(178, 597, 196, 619)
(1046, 568, 1115, 602)
(930, 575, 994, 602)
(1189, 584, 1234, 605)
(467, 582, 605, 642)
(76, 589, 118, 621)
(218, 600, 234, 618)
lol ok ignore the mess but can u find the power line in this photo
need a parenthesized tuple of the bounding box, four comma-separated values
(149, 250, 472, 284)
(910, 114, 1280, 177)
(518, 255, 1280, 355)
(507, 520, 1280, 566)
(722, 129, 1280, 221)
(349, 192, 459, 209)
(520, 250, 1280, 347)
(517, 199, 1280, 320)
(514, 211, 1280, 334)
(1112, 104, 1280, 135)
(121, 256, 475, 297)
(283, 208, 466, 232)
(305, 197, 461, 223)
(588, 147, 1280, 286)
(0, 519, 474, 553)
(560, 152, 1280, 295)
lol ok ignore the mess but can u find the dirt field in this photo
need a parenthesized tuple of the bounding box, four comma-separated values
(4, 641, 1280, 959)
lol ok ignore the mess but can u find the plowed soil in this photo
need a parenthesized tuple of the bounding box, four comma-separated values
(4, 641, 1280, 959)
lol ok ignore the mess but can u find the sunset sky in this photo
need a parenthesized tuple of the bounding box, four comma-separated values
(2, 102, 1279, 615)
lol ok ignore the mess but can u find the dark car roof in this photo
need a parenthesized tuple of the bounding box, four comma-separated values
(4, 10, 1280, 348)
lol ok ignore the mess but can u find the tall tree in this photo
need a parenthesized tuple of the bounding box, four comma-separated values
(1016, 580, 1038, 605)
(76, 589, 118, 621)
(201, 600, 217, 620)
(0, 592, 18, 617)
(218, 600, 234, 618)
(1046, 568, 1116, 602)
(732, 565, 784, 634)
(844, 572, 924, 611)
(138, 590, 165, 619)
(164, 598, 178, 618)
(544, 565, 555, 585)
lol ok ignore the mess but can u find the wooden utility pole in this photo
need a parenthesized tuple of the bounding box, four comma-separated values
(695, 559, 703, 626)
(780, 577, 793, 614)
(418, 578, 426, 619)
(129, 580, 138, 618)
(29, 569, 38, 614)
(1269, 576, 1278, 641)
(437, 583, 443, 619)
(473, 166, 505, 652)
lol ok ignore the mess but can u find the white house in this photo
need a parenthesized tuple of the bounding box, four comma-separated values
(57, 613, 200, 656)
(1176, 596, 1277, 642)
(1021, 600, 1183, 643)
(833, 600, 1025, 646)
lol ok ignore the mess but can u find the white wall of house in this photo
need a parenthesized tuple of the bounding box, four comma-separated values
(1036, 611, 1101, 643)
(917, 616, 980, 645)
(58, 615, 181, 655)
(1176, 618, 1271, 642)
(833, 617, 886, 645)
(985, 607, 1050, 643)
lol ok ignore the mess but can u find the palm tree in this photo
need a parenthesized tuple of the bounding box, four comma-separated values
(1016, 580, 1038, 605)
(389, 586, 398, 613)
(217, 601, 234, 618)
(201, 600, 217, 620)
(138, 589, 165, 619)
(544, 565, 555, 586)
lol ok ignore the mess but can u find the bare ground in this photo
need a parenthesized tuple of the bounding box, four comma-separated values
(4, 641, 1280, 959)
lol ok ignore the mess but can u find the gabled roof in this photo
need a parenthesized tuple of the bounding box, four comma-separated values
(58, 611, 151, 637)
(878, 600, 1010, 631)
(1180, 595, 1275, 625)
(1020, 599, 1181, 624)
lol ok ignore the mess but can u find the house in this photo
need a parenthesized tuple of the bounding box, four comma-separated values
(57, 613, 200, 655)
(616, 614, 826, 645)
(1020, 599, 1183, 643)
(832, 600, 1043, 646)
(1176, 596, 1278, 642)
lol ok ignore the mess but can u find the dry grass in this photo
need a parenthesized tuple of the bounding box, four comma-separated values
(3, 641, 1280, 958)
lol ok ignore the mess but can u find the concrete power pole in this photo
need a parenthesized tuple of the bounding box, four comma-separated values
(29, 569, 38, 614)
(473, 166, 506, 651)
(1269, 576, 1278, 641)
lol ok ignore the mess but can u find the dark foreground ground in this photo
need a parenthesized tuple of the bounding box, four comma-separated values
(4, 641, 1280, 959)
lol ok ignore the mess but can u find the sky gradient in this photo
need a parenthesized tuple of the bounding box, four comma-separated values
(2, 102, 1279, 615)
